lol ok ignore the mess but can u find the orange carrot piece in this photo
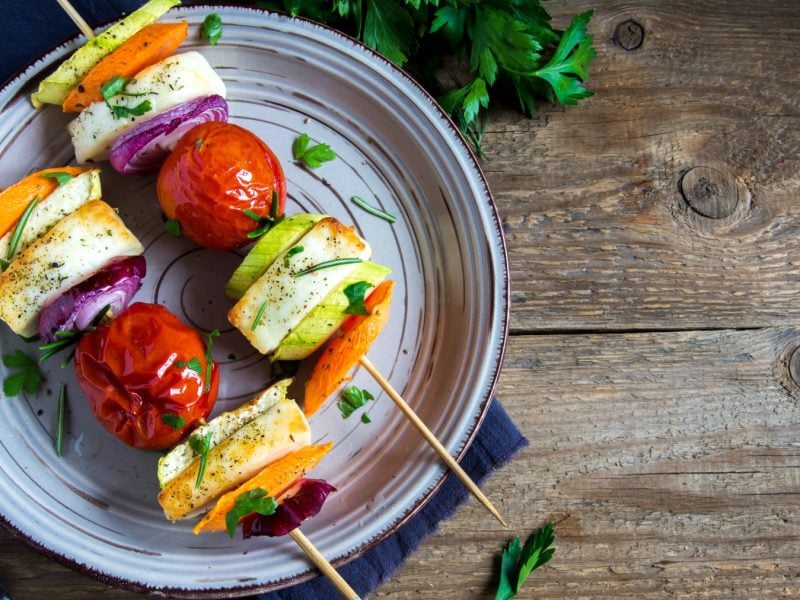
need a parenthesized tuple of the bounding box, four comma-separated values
(62, 21, 189, 113)
(0, 166, 88, 238)
(304, 280, 394, 417)
(193, 443, 333, 534)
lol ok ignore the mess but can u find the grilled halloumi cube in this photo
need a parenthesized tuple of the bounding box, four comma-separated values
(158, 394, 311, 521)
(67, 51, 226, 163)
(228, 217, 372, 354)
(0, 200, 144, 337)
(0, 169, 101, 264)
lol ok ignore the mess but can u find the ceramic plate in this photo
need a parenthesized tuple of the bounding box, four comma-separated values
(0, 6, 508, 597)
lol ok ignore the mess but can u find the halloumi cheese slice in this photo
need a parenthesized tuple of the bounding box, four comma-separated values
(158, 395, 311, 521)
(0, 200, 144, 337)
(67, 51, 226, 163)
(228, 217, 371, 354)
(0, 169, 101, 264)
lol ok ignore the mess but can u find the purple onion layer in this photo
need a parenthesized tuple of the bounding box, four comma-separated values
(242, 479, 337, 538)
(109, 95, 229, 175)
(38, 255, 146, 342)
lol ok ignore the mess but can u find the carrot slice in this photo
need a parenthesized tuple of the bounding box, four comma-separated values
(0, 166, 88, 238)
(304, 280, 394, 416)
(62, 21, 188, 113)
(193, 443, 333, 534)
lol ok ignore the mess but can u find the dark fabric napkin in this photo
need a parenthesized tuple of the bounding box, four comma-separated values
(0, 3, 528, 598)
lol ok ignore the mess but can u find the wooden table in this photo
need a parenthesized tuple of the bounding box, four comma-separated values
(2, 0, 799, 597)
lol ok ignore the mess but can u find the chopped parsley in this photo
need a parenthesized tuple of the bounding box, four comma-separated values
(2, 350, 43, 396)
(164, 218, 181, 237)
(201, 12, 223, 45)
(225, 488, 277, 537)
(188, 431, 213, 488)
(100, 76, 152, 120)
(283, 245, 304, 267)
(292, 133, 336, 168)
(361, 413, 372, 424)
(41, 171, 74, 186)
(161, 413, 186, 430)
(338, 386, 374, 419)
(175, 356, 203, 375)
(343, 280, 373, 316)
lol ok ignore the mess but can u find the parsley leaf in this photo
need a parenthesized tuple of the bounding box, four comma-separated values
(201, 13, 223, 45)
(164, 218, 181, 237)
(3, 350, 43, 396)
(100, 76, 134, 101)
(363, 0, 413, 65)
(225, 488, 278, 537)
(41, 171, 74, 186)
(188, 431, 213, 488)
(109, 100, 152, 120)
(343, 280, 373, 316)
(440, 77, 490, 127)
(161, 413, 186, 430)
(338, 386, 374, 419)
(495, 523, 556, 600)
(292, 133, 336, 168)
(469, 7, 542, 86)
(175, 356, 203, 375)
(360, 412, 372, 424)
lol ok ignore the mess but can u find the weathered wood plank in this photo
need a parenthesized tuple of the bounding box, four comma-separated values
(486, 0, 800, 332)
(377, 330, 800, 598)
(3, 329, 799, 598)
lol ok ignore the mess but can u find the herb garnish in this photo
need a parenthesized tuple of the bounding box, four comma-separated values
(100, 76, 152, 120)
(188, 431, 213, 488)
(245, 191, 283, 239)
(283, 245, 304, 267)
(338, 386, 374, 419)
(225, 488, 277, 538)
(343, 281, 373, 316)
(294, 258, 363, 278)
(38, 305, 110, 366)
(55, 385, 67, 457)
(161, 413, 186, 430)
(201, 12, 223, 45)
(292, 133, 336, 168)
(361, 413, 372, 424)
(495, 522, 556, 600)
(251, 299, 269, 331)
(164, 218, 181, 237)
(203, 330, 219, 393)
(41, 171, 74, 186)
(175, 356, 203, 375)
(4, 195, 39, 268)
(2, 350, 43, 396)
(351, 196, 397, 224)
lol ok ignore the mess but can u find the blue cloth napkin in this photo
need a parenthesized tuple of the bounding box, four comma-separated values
(0, 3, 527, 598)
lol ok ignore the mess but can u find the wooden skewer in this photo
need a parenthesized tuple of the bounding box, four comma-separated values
(290, 529, 360, 600)
(56, 0, 95, 39)
(359, 356, 508, 528)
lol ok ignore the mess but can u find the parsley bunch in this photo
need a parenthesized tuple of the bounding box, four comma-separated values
(251, 1, 595, 153)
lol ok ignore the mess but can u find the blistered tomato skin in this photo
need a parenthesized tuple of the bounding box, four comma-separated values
(156, 122, 287, 251)
(74, 302, 219, 450)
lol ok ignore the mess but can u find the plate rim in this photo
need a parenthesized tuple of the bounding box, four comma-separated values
(0, 5, 510, 597)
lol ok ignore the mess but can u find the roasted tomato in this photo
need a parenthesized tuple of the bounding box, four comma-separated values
(74, 302, 219, 450)
(156, 122, 287, 251)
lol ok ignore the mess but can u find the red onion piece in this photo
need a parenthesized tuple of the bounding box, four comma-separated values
(242, 479, 336, 538)
(109, 95, 229, 174)
(38, 255, 146, 342)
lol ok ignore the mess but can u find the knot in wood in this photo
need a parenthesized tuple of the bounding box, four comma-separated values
(680, 166, 739, 219)
(614, 20, 644, 51)
(789, 347, 800, 388)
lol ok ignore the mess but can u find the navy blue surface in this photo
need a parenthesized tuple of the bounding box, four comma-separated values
(1, 4, 526, 598)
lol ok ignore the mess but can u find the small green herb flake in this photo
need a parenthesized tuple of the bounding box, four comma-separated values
(164, 218, 181, 237)
(361, 412, 372, 424)
(344, 280, 373, 316)
(110, 99, 152, 120)
(201, 12, 223, 45)
(188, 431, 213, 488)
(55, 385, 67, 457)
(351, 196, 397, 223)
(6, 195, 39, 264)
(203, 330, 219, 393)
(292, 133, 336, 168)
(283, 245, 304, 267)
(270, 190, 280, 220)
(225, 488, 278, 537)
(41, 171, 74, 186)
(294, 258, 363, 278)
(161, 413, 186, 430)
(246, 222, 273, 239)
(251, 299, 269, 331)
(3, 350, 43, 396)
(495, 523, 556, 600)
(100, 76, 133, 102)
(175, 356, 203, 375)
(338, 386, 375, 419)
(243, 208, 262, 223)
